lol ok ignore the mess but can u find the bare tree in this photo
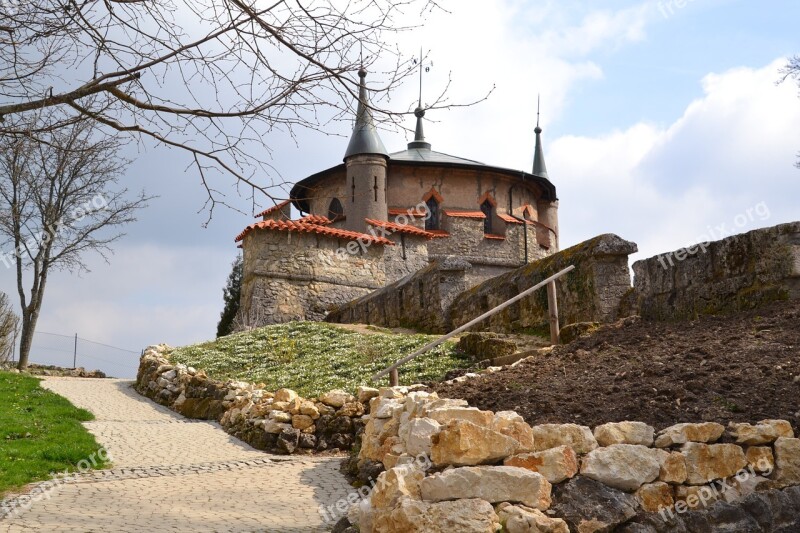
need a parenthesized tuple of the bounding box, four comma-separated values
(0, 0, 471, 216)
(781, 56, 800, 168)
(0, 118, 150, 370)
(0, 292, 19, 365)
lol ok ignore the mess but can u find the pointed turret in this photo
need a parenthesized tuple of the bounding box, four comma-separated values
(532, 103, 548, 179)
(344, 68, 388, 160)
(342, 68, 389, 233)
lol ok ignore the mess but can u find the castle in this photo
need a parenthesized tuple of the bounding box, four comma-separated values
(234, 69, 560, 327)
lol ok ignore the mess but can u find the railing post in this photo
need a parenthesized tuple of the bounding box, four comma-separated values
(389, 368, 399, 387)
(371, 265, 575, 382)
(546, 281, 560, 345)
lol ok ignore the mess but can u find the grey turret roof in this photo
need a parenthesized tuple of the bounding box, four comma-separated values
(532, 124, 548, 179)
(344, 69, 388, 160)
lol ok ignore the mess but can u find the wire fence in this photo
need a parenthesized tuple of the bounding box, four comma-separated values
(9, 330, 141, 377)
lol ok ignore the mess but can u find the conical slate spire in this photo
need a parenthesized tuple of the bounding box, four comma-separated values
(407, 106, 431, 150)
(344, 68, 388, 160)
(532, 98, 548, 179)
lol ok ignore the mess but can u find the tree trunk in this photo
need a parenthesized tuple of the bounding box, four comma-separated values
(16, 312, 34, 371)
(16, 287, 44, 371)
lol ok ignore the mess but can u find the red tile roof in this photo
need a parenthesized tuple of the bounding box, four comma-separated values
(498, 213, 525, 225)
(365, 219, 436, 239)
(388, 208, 428, 218)
(427, 230, 450, 238)
(235, 217, 393, 245)
(297, 214, 332, 225)
(484, 233, 506, 241)
(254, 200, 291, 218)
(444, 210, 486, 219)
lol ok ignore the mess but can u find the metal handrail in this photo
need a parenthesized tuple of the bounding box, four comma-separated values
(371, 264, 575, 382)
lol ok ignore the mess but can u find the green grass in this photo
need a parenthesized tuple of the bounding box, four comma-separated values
(0, 372, 109, 496)
(168, 322, 472, 397)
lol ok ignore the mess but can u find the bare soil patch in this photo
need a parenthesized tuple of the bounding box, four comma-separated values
(432, 300, 800, 432)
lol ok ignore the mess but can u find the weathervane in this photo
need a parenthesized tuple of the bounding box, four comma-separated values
(536, 93, 542, 132)
(412, 47, 433, 109)
(408, 48, 433, 150)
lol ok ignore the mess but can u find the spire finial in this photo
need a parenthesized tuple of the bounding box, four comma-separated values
(532, 95, 548, 178)
(344, 66, 388, 160)
(408, 48, 432, 150)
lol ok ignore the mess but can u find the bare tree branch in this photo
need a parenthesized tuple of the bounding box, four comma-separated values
(0, 0, 473, 216)
(0, 116, 151, 369)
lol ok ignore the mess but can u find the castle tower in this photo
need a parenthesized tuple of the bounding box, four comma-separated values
(532, 109, 560, 250)
(343, 68, 389, 233)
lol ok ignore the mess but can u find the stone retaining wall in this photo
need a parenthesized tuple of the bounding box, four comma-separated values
(448, 233, 638, 333)
(325, 258, 472, 333)
(633, 221, 800, 320)
(346, 388, 800, 533)
(135, 345, 371, 455)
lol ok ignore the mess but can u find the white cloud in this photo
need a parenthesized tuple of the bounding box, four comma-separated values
(380, 1, 655, 170)
(552, 58, 800, 261)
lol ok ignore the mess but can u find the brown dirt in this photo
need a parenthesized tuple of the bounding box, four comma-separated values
(432, 299, 800, 433)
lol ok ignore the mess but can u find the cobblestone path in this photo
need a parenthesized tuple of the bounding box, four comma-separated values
(0, 378, 352, 532)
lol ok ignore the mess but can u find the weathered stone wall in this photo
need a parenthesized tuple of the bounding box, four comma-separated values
(135, 345, 375, 455)
(325, 258, 472, 333)
(238, 229, 427, 328)
(347, 387, 800, 533)
(428, 217, 550, 270)
(382, 233, 429, 284)
(449, 234, 638, 334)
(633, 222, 800, 320)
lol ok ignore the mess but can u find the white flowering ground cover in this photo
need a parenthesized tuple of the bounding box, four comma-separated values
(167, 322, 471, 397)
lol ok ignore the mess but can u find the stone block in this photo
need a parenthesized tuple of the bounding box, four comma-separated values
(681, 442, 748, 484)
(503, 445, 579, 484)
(594, 421, 655, 447)
(580, 444, 661, 491)
(431, 420, 519, 467)
(420, 466, 552, 510)
(496, 502, 569, 533)
(728, 420, 794, 446)
(530, 423, 598, 454)
(654, 422, 725, 448)
(635, 482, 674, 514)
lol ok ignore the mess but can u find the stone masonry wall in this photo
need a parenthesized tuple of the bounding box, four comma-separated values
(238, 229, 427, 328)
(448, 233, 638, 334)
(347, 387, 800, 532)
(135, 345, 376, 455)
(325, 258, 472, 333)
(633, 221, 800, 320)
(427, 217, 550, 270)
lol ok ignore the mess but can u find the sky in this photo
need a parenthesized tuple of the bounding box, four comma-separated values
(2, 0, 798, 377)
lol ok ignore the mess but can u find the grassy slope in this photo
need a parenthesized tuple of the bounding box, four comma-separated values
(0, 372, 108, 496)
(168, 322, 471, 397)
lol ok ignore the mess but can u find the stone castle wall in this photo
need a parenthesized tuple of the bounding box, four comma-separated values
(326, 258, 472, 333)
(238, 228, 430, 328)
(428, 218, 551, 270)
(633, 221, 800, 320)
(448, 233, 638, 334)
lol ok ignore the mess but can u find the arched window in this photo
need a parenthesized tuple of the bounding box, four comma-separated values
(481, 200, 494, 234)
(425, 197, 440, 230)
(328, 198, 344, 221)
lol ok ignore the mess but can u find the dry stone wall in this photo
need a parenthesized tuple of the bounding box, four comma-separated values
(135, 345, 372, 455)
(346, 388, 800, 533)
(633, 221, 800, 320)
